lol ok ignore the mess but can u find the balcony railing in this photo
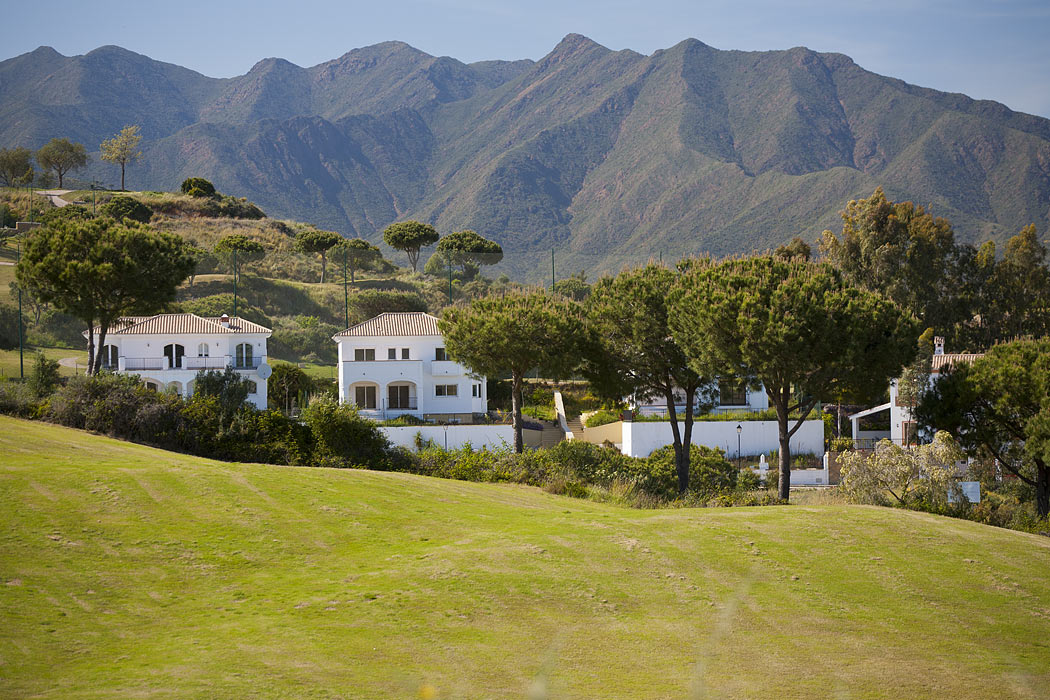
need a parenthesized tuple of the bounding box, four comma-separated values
(124, 357, 167, 371)
(117, 355, 267, 372)
(353, 397, 420, 418)
(183, 356, 230, 370)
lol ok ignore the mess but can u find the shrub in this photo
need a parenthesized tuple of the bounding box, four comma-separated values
(301, 396, 390, 468)
(101, 195, 153, 223)
(27, 353, 60, 398)
(584, 409, 621, 428)
(840, 433, 963, 508)
(180, 177, 217, 197)
(192, 367, 253, 421)
(0, 380, 42, 418)
(646, 444, 738, 499)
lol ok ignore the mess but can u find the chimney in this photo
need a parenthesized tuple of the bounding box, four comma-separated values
(933, 336, 944, 356)
(220, 314, 230, 328)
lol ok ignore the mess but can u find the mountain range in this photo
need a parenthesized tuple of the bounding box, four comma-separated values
(3, 35, 1049, 279)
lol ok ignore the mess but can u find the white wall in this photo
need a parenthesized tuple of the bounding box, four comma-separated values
(380, 425, 517, 451)
(621, 419, 824, 459)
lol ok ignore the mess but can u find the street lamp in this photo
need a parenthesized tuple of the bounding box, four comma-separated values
(736, 424, 742, 470)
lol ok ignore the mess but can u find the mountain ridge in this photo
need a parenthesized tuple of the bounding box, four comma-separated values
(2, 35, 1049, 280)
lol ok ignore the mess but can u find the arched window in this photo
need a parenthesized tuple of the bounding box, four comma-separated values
(197, 342, 209, 357)
(236, 343, 253, 368)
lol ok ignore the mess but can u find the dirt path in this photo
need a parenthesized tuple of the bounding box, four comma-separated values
(35, 189, 73, 208)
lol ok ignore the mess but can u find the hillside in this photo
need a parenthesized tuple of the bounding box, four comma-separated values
(1, 416, 1049, 698)
(3, 37, 1049, 280)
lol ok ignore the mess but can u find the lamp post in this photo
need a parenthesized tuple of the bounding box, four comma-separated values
(736, 424, 742, 470)
(16, 234, 24, 380)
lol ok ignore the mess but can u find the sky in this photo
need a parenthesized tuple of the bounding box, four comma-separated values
(3, 0, 1050, 118)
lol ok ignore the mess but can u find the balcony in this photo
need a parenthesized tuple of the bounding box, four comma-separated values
(356, 397, 420, 419)
(117, 355, 267, 372)
(184, 356, 230, 371)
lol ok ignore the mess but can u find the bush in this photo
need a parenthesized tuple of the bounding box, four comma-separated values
(101, 196, 153, 223)
(0, 380, 42, 418)
(646, 444, 738, 499)
(351, 290, 427, 321)
(198, 195, 265, 220)
(27, 353, 60, 398)
(584, 409, 621, 428)
(301, 396, 390, 468)
(180, 178, 217, 197)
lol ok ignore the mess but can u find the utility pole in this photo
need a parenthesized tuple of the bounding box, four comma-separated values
(447, 257, 453, 304)
(343, 246, 349, 329)
(232, 247, 238, 319)
(16, 236, 24, 380)
(551, 248, 555, 290)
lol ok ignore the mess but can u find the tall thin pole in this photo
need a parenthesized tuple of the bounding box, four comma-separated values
(343, 246, 349, 329)
(551, 248, 555, 290)
(447, 258, 453, 304)
(232, 247, 238, 319)
(17, 236, 24, 380)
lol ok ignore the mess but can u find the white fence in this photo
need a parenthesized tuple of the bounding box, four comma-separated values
(380, 425, 539, 451)
(621, 419, 824, 459)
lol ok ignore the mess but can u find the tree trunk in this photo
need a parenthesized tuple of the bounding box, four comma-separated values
(512, 372, 524, 453)
(120, 162, 125, 191)
(85, 322, 96, 376)
(93, 327, 109, 375)
(320, 250, 327, 284)
(408, 249, 419, 273)
(57, 170, 63, 187)
(1037, 461, 1049, 518)
(664, 387, 688, 495)
(775, 398, 791, 501)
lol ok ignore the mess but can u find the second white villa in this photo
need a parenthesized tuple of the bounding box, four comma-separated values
(333, 312, 488, 422)
(87, 313, 272, 410)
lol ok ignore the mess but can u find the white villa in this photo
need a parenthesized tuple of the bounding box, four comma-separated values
(87, 313, 272, 410)
(849, 337, 983, 448)
(333, 312, 487, 421)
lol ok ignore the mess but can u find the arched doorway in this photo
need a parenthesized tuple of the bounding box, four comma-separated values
(349, 381, 378, 410)
(164, 343, 185, 369)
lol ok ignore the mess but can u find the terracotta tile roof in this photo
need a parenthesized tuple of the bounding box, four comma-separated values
(86, 313, 271, 336)
(334, 312, 441, 338)
(931, 353, 983, 373)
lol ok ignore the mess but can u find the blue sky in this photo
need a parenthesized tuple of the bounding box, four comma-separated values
(4, 0, 1050, 118)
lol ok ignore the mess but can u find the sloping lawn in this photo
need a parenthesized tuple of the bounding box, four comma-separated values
(1, 416, 1049, 698)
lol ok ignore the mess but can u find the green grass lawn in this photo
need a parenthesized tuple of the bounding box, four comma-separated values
(0, 346, 88, 379)
(2, 416, 1049, 699)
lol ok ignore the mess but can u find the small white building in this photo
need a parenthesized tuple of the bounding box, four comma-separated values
(333, 312, 487, 421)
(633, 378, 770, 417)
(849, 337, 983, 448)
(87, 313, 272, 410)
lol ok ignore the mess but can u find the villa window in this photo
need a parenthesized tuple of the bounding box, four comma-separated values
(401, 348, 410, 359)
(102, 344, 118, 369)
(235, 343, 253, 368)
(355, 385, 377, 409)
(435, 384, 458, 397)
(246, 380, 258, 395)
(388, 348, 397, 360)
(388, 384, 412, 409)
(197, 342, 209, 357)
(354, 348, 375, 362)
(718, 379, 748, 406)
(435, 347, 447, 361)
(164, 343, 186, 369)
(472, 384, 481, 398)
